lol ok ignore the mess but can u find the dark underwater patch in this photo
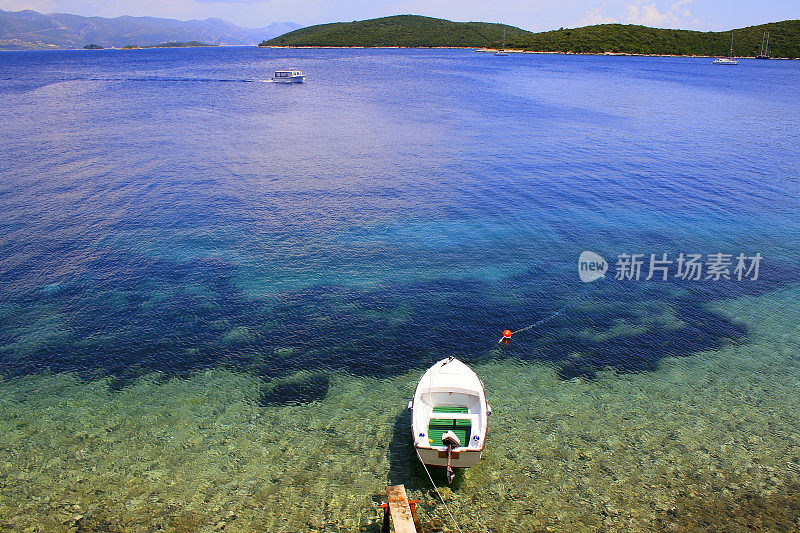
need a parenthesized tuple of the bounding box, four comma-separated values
(0, 244, 796, 398)
(258, 373, 329, 406)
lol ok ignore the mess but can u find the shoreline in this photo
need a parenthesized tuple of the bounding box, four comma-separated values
(2, 44, 797, 59)
(258, 45, 800, 60)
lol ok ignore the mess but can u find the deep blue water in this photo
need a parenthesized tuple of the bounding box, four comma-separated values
(1, 47, 799, 396)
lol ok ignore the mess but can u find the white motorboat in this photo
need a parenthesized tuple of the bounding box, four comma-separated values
(272, 69, 305, 83)
(409, 357, 491, 482)
(712, 32, 738, 65)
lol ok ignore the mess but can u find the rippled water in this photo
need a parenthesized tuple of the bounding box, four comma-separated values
(1, 47, 799, 531)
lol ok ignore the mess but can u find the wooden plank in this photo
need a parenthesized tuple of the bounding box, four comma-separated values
(386, 484, 417, 533)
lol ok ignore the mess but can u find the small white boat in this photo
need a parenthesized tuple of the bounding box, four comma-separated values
(409, 357, 490, 482)
(712, 32, 738, 65)
(272, 69, 305, 83)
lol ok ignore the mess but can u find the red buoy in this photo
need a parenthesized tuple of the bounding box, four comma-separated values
(502, 329, 512, 339)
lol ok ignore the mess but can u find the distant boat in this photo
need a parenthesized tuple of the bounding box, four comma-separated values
(712, 31, 738, 65)
(494, 28, 508, 56)
(272, 69, 305, 83)
(756, 31, 771, 59)
(410, 357, 491, 483)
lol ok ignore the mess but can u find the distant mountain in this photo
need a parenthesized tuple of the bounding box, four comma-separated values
(261, 14, 800, 59)
(0, 9, 301, 50)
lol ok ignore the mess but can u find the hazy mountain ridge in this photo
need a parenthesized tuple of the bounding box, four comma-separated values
(0, 9, 300, 50)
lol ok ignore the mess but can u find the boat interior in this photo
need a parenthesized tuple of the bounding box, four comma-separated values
(428, 406, 471, 446)
(419, 390, 484, 449)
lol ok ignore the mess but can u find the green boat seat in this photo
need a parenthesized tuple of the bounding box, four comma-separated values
(432, 406, 469, 414)
(428, 417, 471, 447)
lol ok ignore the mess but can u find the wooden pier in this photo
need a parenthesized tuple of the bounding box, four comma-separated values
(380, 484, 422, 533)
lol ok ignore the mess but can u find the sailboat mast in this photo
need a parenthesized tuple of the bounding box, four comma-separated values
(757, 30, 771, 59)
(729, 31, 734, 58)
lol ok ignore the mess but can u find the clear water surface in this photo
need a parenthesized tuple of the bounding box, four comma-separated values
(0, 47, 799, 532)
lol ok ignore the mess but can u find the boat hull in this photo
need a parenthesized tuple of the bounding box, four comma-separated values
(272, 76, 305, 83)
(415, 446, 483, 468)
(409, 357, 490, 470)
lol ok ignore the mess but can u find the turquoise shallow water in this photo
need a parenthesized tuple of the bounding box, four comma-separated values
(0, 47, 799, 531)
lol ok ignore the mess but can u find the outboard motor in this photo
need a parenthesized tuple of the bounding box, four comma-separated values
(442, 430, 462, 484)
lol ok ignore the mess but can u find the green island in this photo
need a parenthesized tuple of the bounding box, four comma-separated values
(117, 41, 215, 49)
(143, 41, 216, 48)
(259, 15, 800, 58)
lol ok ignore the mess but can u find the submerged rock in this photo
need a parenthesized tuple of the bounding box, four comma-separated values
(258, 372, 329, 406)
(222, 326, 256, 344)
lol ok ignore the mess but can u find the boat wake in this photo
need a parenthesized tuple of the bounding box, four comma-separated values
(81, 76, 270, 83)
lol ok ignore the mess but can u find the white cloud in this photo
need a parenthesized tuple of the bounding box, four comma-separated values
(624, 3, 665, 25)
(622, 0, 697, 28)
(576, 0, 698, 29)
(579, 5, 618, 26)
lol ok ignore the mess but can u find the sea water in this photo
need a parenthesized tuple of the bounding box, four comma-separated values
(1, 47, 799, 531)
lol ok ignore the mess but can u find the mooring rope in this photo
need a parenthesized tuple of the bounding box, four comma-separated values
(416, 449, 465, 533)
(411, 306, 569, 531)
(510, 304, 568, 335)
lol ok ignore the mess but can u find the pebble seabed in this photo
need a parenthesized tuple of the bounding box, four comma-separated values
(1, 286, 799, 532)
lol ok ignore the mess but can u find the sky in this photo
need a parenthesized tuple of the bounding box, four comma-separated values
(0, 0, 796, 32)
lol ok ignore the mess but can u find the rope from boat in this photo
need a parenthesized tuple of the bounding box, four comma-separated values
(511, 304, 568, 335)
(415, 449, 465, 533)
